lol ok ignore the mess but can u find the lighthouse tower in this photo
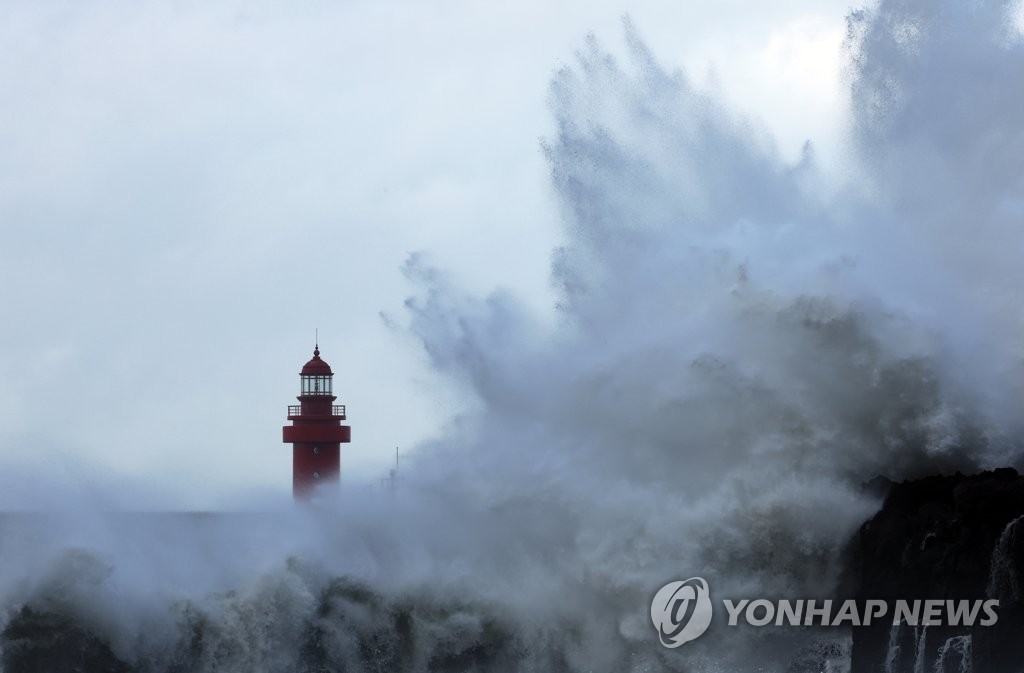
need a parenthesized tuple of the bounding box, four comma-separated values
(282, 345, 351, 499)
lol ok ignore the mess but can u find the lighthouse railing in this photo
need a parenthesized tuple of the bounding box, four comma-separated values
(288, 404, 346, 419)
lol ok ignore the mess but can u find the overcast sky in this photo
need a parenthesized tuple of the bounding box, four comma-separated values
(0, 0, 859, 508)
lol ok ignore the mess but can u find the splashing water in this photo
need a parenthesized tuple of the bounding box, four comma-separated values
(886, 623, 903, 673)
(4, 0, 1024, 671)
(914, 626, 930, 673)
(988, 514, 1024, 601)
(933, 635, 972, 673)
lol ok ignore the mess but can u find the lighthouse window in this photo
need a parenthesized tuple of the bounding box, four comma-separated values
(301, 375, 333, 396)
(313, 471, 321, 479)
(313, 446, 321, 454)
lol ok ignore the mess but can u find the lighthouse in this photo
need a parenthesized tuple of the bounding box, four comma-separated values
(282, 344, 351, 499)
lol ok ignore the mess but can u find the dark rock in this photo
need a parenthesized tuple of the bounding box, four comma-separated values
(785, 636, 852, 673)
(861, 475, 895, 500)
(848, 469, 1024, 673)
(1, 606, 132, 673)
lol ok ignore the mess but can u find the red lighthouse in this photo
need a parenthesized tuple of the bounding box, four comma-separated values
(282, 345, 351, 499)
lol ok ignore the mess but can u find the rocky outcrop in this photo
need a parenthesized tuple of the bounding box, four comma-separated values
(1, 606, 131, 673)
(848, 468, 1024, 673)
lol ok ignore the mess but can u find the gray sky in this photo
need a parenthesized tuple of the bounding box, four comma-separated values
(0, 0, 858, 508)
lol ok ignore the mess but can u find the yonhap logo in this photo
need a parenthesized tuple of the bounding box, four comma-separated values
(651, 577, 713, 647)
(650, 576, 1001, 649)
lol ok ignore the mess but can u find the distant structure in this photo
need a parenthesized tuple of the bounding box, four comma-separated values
(282, 344, 351, 499)
(380, 446, 400, 493)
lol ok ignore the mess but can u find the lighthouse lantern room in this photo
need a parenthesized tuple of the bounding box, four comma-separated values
(282, 344, 351, 499)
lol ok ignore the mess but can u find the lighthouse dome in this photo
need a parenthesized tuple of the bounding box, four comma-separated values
(300, 346, 333, 375)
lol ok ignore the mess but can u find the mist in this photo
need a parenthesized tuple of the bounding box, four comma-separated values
(3, 0, 1024, 671)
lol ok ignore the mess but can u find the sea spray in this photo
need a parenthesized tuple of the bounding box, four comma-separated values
(4, 0, 1024, 671)
(886, 622, 903, 673)
(933, 635, 971, 673)
(987, 515, 1024, 602)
